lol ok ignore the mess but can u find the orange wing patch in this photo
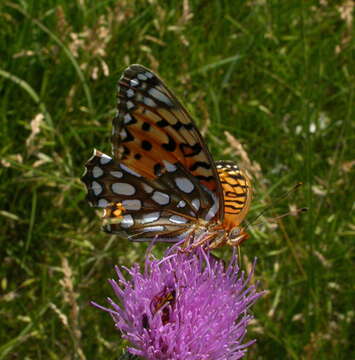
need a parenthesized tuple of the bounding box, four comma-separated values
(112, 64, 222, 196)
(216, 161, 252, 231)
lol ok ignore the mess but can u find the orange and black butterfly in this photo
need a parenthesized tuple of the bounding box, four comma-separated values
(81, 64, 252, 248)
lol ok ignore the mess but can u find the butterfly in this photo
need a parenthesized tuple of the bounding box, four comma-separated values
(81, 64, 252, 249)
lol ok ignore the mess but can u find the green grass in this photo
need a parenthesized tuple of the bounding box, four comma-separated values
(0, 0, 353, 359)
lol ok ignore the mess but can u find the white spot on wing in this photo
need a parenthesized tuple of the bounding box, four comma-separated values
(142, 183, 154, 194)
(152, 191, 170, 205)
(175, 177, 194, 194)
(112, 183, 136, 195)
(177, 200, 186, 208)
(122, 199, 142, 211)
(192, 199, 201, 212)
(126, 101, 134, 109)
(141, 212, 160, 224)
(137, 73, 147, 80)
(148, 88, 173, 106)
(130, 78, 139, 87)
(143, 97, 156, 107)
(163, 160, 177, 173)
(98, 198, 108, 207)
(145, 71, 153, 78)
(100, 154, 112, 165)
(205, 193, 219, 221)
(120, 164, 141, 177)
(142, 225, 165, 232)
(121, 214, 134, 228)
(92, 181, 103, 196)
(110, 171, 123, 178)
(169, 215, 188, 224)
(126, 89, 134, 98)
(93, 166, 103, 178)
(124, 113, 132, 124)
(120, 129, 127, 140)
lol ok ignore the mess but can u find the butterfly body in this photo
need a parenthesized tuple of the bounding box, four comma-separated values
(82, 65, 251, 248)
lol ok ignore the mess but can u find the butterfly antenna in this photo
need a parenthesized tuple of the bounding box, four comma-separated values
(248, 182, 305, 226)
(245, 207, 308, 232)
(253, 207, 308, 227)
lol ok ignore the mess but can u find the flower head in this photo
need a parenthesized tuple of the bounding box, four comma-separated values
(93, 248, 262, 360)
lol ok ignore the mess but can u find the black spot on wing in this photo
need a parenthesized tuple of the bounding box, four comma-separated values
(123, 145, 130, 157)
(157, 119, 169, 128)
(154, 163, 163, 176)
(142, 122, 151, 131)
(189, 161, 211, 171)
(161, 134, 176, 152)
(179, 143, 202, 157)
(121, 128, 134, 143)
(142, 140, 152, 151)
(172, 121, 182, 131)
(184, 123, 194, 130)
(195, 175, 214, 182)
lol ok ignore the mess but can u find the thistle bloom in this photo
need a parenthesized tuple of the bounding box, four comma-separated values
(92, 248, 262, 360)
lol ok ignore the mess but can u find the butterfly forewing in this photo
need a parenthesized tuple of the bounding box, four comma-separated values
(112, 64, 223, 210)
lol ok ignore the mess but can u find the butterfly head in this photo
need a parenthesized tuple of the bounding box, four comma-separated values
(226, 226, 249, 247)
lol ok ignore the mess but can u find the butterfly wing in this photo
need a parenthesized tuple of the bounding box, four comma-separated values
(216, 160, 252, 231)
(82, 150, 219, 242)
(82, 64, 225, 242)
(112, 64, 223, 211)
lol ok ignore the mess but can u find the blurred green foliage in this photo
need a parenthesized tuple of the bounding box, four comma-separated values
(0, 0, 353, 359)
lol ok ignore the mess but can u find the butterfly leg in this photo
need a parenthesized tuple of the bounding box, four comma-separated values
(190, 232, 217, 249)
(207, 233, 227, 249)
(179, 230, 197, 252)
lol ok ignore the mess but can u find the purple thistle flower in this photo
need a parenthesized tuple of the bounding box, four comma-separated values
(92, 248, 263, 360)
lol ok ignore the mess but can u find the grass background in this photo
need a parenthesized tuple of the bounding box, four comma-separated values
(0, 0, 354, 359)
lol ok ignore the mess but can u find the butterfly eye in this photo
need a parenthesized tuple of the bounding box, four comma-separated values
(229, 227, 241, 238)
(228, 227, 249, 246)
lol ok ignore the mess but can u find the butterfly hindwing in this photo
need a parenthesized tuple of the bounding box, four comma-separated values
(82, 149, 219, 241)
